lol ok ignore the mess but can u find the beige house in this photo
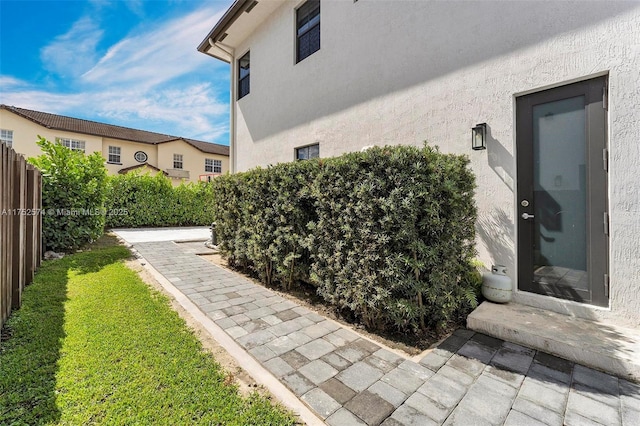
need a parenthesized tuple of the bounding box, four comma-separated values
(0, 105, 229, 184)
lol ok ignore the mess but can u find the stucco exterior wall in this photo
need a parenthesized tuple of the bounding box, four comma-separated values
(0, 111, 102, 158)
(102, 138, 159, 176)
(0, 110, 229, 184)
(229, 1, 640, 325)
(157, 140, 229, 184)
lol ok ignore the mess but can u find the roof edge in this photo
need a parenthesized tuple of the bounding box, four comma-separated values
(197, 0, 251, 53)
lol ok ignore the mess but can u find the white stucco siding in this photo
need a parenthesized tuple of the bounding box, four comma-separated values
(230, 1, 640, 324)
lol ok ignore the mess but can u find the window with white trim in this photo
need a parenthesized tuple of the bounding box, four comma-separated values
(0, 129, 13, 147)
(205, 158, 222, 173)
(108, 146, 121, 163)
(57, 137, 85, 152)
(173, 154, 183, 169)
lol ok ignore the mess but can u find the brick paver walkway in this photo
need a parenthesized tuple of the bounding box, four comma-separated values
(133, 241, 640, 425)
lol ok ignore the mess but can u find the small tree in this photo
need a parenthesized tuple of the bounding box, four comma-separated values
(29, 136, 108, 252)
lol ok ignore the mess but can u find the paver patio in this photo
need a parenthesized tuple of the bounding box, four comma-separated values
(130, 240, 640, 425)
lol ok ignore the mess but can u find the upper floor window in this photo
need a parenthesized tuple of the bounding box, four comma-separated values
(238, 51, 250, 99)
(296, 0, 320, 63)
(296, 143, 319, 160)
(173, 154, 183, 169)
(0, 129, 13, 147)
(57, 137, 85, 152)
(205, 158, 222, 173)
(108, 146, 121, 164)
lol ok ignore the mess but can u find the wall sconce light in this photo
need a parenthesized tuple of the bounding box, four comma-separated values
(472, 123, 487, 150)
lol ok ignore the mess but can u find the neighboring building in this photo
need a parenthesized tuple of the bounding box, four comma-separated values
(198, 1, 640, 326)
(0, 105, 229, 184)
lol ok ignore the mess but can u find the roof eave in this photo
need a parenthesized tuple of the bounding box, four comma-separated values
(197, 0, 251, 54)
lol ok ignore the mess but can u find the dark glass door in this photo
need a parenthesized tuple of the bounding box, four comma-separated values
(516, 77, 608, 306)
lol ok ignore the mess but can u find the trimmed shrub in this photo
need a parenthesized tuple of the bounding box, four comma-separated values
(105, 172, 216, 228)
(211, 144, 479, 334)
(28, 137, 108, 252)
(310, 146, 478, 331)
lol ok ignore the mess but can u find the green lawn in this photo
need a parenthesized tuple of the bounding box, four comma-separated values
(0, 238, 295, 425)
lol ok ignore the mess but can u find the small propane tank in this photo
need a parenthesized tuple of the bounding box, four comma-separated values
(482, 265, 512, 303)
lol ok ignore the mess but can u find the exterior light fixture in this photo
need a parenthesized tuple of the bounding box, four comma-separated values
(472, 123, 487, 150)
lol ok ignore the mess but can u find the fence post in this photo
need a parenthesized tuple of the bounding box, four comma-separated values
(11, 155, 26, 309)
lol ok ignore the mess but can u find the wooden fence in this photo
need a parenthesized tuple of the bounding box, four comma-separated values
(1, 142, 42, 329)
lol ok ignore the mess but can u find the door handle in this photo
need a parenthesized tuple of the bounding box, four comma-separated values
(521, 213, 535, 220)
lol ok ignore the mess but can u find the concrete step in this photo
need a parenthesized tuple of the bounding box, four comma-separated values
(467, 301, 640, 383)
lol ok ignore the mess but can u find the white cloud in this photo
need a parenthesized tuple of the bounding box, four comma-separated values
(82, 6, 225, 90)
(40, 17, 104, 78)
(3, 3, 231, 143)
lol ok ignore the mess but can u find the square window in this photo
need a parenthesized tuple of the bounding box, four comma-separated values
(205, 158, 223, 173)
(238, 51, 250, 99)
(173, 154, 183, 169)
(296, 0, 320, 63)
(57, 137, 85, 152)
(0, 129, 13, 147)
(108, 146, 121, 163)
(296, 143, 319, 160)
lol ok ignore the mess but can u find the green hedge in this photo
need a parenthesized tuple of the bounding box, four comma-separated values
(29, 137, 108, 252)
(212, 145, 480, 333)
(105, 173, 216, 228)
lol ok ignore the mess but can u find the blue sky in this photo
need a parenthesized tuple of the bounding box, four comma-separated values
(0, 0, 233, 144)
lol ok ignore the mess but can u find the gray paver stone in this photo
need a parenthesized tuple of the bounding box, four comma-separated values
(275, 309, 301, 321)
(265, 335, 301, 356)
(344, 390, 395, 426)
(225, 325, 248, 338)
(420, 352, 450, 372)
(453, 329, 475, 339)
(622, 407, 640, 425)
(215, 317, 236, 329)
(572, 364, 619, 395)
(242, 319, 269, 333)
(281, 372, 314, 396)
(454, 376, 516, 425)
(304, 312, 326, 323)
(511, 397, 564, 426)
(491, 346, 535, 374)
(504, 409, 548, 426)
(435, 364, 474, 386)
(485, 365, 525, 388)
(245, 306, 277, 320)
(457, 340, 497, 364)
(236, 329, 276, 349)
(301, 388, 341, 419)
(364, 354, 398, 373)
(263, 356, 294, 378)
(335, 344, 369, 363)
(368, 380, 408, 408)
(446, 354, 485, 377)
(417, 373, 467, 409)
(281, 350, 310, 369)
(261, 314, 283, 325)
(372, 349, 404, 365)
(572, 382, 619, 408)
(338, 361, 385, 392)
(296, 338, 336, 360)
(444, 407, 494, 426)
(299, 359, 339, 385)
(404, 391, 450, 423)
(285, 330, 313, 346)
(564, 411, 606, 426)
(326, 408, 368, 426)
(248, 344, 276, 361)
(518, 376, 568, 413)
(322, 352, 352, 369)
(380, 366, 424, 395)
(303, 323, 333, 339)
(229, 313, 251, 325)
(389, 404, 438, 426)
(320, 377, 357, 405)
(566, 391, 620, 425)
(397, 360, 435, 381)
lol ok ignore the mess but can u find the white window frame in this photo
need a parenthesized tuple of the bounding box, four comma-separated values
(173, 154, 183, 169)
(108, 146, 121, 164)
(57, 137, 86, 152)
(0, 129, 13, 147)
(205, 158, 223, 173)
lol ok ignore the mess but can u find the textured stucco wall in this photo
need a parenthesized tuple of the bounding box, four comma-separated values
(230, 1, 640, 325)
